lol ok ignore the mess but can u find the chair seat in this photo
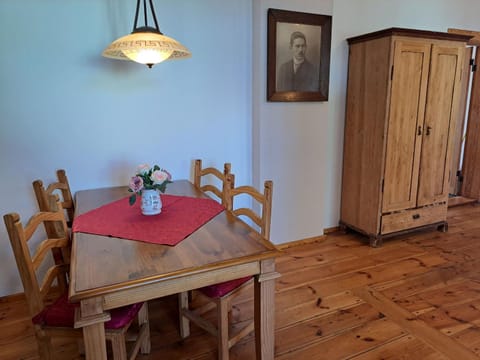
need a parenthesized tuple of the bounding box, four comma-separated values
(199, 276, 252, 298)
(32, 292, 143, 330)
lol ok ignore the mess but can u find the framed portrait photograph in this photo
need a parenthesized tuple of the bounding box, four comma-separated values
(267, 8, 332, 102)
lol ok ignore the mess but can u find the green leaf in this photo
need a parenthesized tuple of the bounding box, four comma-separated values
(129, 194, 136, 206)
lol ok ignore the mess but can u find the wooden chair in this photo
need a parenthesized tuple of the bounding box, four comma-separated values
(32, 170, 75, 286)
(33, 169, 74, 228)
(179, 175, 273, 359)
(4, 194, 151, 360)
(193, 159, 233, 205)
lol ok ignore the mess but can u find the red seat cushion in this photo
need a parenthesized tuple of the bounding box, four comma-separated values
(199, 276, 252, 298)
(32, 292, 143, 330)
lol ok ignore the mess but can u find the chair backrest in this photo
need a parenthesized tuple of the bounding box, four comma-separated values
(193, 159, 233, 205)
(224, 174, 273, 240)
(33, 169, 74, 228)
(3, 195, 71, 318)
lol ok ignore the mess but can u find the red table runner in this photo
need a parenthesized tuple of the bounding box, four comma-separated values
(72, 194, 224, 246)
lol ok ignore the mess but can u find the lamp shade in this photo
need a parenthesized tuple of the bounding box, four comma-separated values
(102, 0, 191, 68)
(102, 30, 191, 67)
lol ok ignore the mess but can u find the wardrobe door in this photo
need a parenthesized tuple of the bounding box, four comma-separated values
(382, 40, 430, 213)
(417, 44, 464, 206)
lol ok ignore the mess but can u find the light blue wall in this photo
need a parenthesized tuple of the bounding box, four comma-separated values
(2, 0, 480, 297)
(0, 0, 252, 296)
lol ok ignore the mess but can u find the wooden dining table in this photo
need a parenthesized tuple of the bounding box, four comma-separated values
(69, 180, 281, 359)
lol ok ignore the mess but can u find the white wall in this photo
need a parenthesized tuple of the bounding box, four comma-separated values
(253, 0, 480, 246)
(0, 0, 252, 296)
(328, 0, 480, 235)
(253, 0, 334, 245)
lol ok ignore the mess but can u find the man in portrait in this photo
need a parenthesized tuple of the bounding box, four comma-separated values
(277, 31, 319, 92)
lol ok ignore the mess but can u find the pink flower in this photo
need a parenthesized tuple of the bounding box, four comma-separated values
(129, 176, 144, 193)
(150, 170, 169, 185)
(136, 164, 150, 175)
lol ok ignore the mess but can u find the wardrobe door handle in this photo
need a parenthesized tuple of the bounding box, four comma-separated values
(426, 126, 432, 136)
(417, 126, 422, 135)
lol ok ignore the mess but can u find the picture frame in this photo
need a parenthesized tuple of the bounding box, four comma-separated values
(267, 8, 332, 102)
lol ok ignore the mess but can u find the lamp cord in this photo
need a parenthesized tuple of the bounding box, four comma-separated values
(148, 0, 160, 32)
(132, 0, 161, 33)
(133, 0, 141, 32)
(143, 0, 148, 27)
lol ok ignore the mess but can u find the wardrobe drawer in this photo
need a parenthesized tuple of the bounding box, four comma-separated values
(381, 205, 447, 235)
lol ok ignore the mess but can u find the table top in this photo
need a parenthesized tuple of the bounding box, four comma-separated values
(69, 180, 280, 302)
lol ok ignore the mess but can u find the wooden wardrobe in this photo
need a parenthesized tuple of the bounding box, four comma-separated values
(340, 28, 471, 247)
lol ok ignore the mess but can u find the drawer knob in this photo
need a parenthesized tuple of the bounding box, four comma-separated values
(412, 214, 420, 220)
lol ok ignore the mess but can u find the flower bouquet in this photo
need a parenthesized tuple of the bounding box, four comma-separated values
(128, 164, 172, 206)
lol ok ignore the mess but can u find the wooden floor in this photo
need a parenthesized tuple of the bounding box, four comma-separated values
(2, 202, 480, 359)
(448, 195, 477, 207)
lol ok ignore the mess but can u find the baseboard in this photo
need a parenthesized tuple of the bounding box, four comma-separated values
(277, 235, 326, 250)
(0, 291, 25, 304)
(0, 287, 62, 304)
(323, 226, 340, 234)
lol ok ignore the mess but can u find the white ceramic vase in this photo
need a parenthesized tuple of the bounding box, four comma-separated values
(141, 189, 162, 215)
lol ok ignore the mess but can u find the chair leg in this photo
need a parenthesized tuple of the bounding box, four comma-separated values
(138, 302, 151, 354)
(36, 337, 54, 360)
(110, 333, 128, 360)
(217, 299, 229, 360)
(35, 327, 54, 360)
(77, 338, 85, 356)
(179, 291, 190, 338)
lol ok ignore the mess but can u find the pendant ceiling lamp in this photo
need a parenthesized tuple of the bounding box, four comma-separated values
(102, 0, 191, 68)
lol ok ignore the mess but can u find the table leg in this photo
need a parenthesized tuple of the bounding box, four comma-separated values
(83, 322, 108, 360)
(254, 259, 280, 360)
(74, 298, 111, 360)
